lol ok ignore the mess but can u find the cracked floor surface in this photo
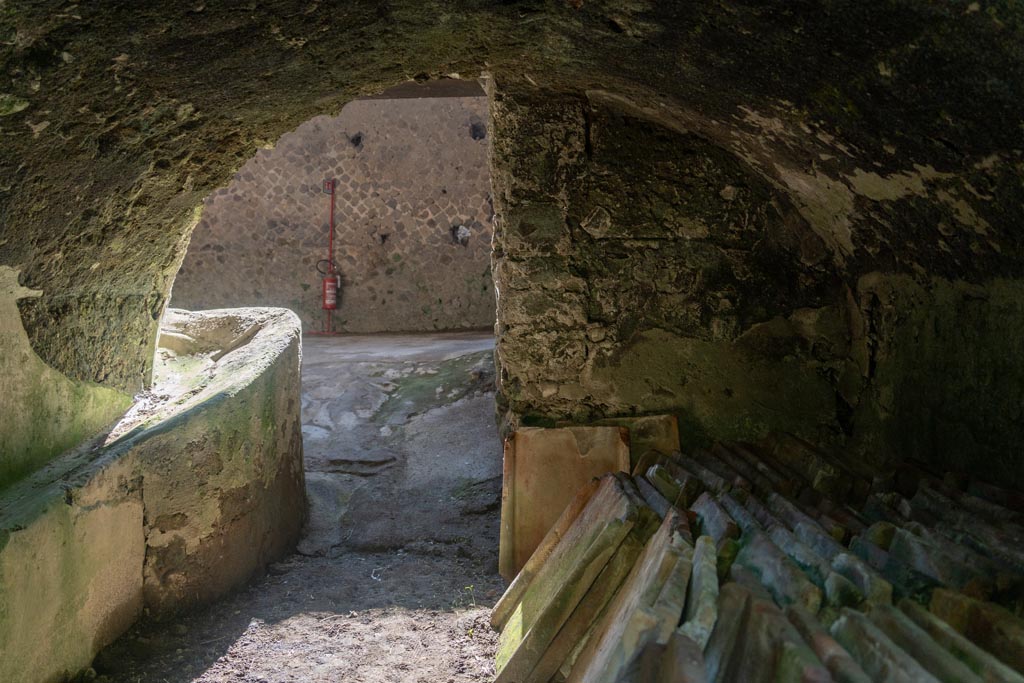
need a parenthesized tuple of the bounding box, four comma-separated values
(94, 332, 505, 683)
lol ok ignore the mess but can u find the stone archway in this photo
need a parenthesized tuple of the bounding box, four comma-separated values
(3, 2, 1024, 679)
(3, 2, 1023, 484)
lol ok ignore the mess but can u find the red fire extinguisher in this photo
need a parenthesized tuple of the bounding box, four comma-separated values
(321, 270, 340, 310)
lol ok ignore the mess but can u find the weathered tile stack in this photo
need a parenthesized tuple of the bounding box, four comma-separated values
(492, 426, 1024, 683)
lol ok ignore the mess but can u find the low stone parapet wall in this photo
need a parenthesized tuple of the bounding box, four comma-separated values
(0, 307, 306, 683)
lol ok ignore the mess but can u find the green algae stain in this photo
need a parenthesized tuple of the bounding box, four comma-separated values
(374, 350, 492, 425)
(0, 94, 28, 117)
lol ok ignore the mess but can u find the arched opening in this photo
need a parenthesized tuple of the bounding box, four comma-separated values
(88, 77, 507, 681)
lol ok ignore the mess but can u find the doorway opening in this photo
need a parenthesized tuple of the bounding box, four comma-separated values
(95, 78, 505, 682)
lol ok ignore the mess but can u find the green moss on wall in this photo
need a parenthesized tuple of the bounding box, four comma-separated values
(491, 77, 1024, 487)
(0, 267, 131, 491)
(0, 379, 130, 491)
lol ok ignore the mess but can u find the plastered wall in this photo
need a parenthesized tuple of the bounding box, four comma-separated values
(171, 92, 494, 333)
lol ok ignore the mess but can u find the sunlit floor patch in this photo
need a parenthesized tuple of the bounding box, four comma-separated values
(94, 332, 504, 683)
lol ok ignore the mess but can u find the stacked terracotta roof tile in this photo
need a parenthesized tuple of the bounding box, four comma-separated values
(492, 426, 1024, 682)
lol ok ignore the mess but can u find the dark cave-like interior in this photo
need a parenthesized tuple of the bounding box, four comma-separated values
(1, 1, 1023, 681)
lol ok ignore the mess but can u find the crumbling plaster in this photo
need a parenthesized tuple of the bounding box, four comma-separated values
(488, 79, 1024, 487)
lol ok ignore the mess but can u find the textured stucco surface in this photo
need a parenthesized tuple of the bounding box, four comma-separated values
(0, 307, 305, 683)
(0, 454, 145, 683)
(171, 92, 494, 333)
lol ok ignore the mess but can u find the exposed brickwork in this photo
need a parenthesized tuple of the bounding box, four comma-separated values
(172, 95, 494, 332)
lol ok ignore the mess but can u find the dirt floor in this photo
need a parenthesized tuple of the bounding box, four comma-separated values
(94, 332, 506, 683)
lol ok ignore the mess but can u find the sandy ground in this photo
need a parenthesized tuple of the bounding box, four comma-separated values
(94, 332, 505, 683)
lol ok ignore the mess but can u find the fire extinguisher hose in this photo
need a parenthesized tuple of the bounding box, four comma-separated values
(315, 259, 338, 276)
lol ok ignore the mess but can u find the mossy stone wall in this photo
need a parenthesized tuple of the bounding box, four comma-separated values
(1, 1, 1022, 483)
(0, 267, 130, 490)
